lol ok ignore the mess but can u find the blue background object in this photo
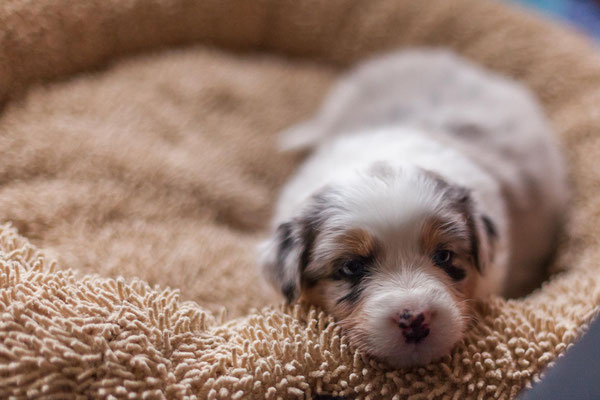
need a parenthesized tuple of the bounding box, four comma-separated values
(518, 315, 600, 399)
(506, 0, 600, 40)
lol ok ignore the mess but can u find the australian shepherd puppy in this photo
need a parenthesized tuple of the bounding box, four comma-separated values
(259, 49, 568, 367)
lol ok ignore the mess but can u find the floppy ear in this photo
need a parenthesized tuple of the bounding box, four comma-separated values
(259, 221, 303, 303)
(447, 185, 497, 273)
(259, 192, 331, 303)
(468, 209, 495, 273)
(479, 213, 498, 268)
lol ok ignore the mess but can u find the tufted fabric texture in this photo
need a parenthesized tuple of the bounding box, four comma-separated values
(1, 0, 600, 398)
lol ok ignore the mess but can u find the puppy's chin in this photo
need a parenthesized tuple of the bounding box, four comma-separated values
(339, 285, 466, 369)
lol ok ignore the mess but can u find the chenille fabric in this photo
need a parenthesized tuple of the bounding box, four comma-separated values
(0, 0, 599, 398)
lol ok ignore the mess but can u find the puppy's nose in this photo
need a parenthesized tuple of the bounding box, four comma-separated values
(397, 309, 431, 344)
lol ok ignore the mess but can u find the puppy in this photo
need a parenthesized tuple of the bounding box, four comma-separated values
(259, 50, 568, 368)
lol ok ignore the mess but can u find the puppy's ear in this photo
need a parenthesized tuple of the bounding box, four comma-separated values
(447, 186, 497, 272)
(480, 213, 498, 266)
(259, 222, 303, 302)
(259, 192, 331, 303)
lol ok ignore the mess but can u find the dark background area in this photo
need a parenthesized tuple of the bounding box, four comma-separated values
(507, 0, 600, 40)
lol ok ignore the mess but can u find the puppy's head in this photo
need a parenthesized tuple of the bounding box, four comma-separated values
(260, 164, 497, 368)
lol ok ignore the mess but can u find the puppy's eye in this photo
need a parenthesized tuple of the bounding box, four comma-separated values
(340, 258, 367, 278)
(432, 249, 465, 281)
(432, 249, 454, 267)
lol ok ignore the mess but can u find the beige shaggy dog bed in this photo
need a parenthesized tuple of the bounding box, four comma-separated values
(1, 0, 600, 398)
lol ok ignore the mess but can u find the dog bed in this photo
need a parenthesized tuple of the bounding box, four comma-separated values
(1, 0, 600, 398)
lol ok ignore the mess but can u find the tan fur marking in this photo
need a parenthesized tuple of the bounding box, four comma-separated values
(300, 280, 364, 321)
(339, 228, 377, 258)
(299, 285, 327, 310)
(420, 217, 446, 255)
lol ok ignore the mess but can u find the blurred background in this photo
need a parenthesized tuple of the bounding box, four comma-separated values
(507, 0, 600, 40)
